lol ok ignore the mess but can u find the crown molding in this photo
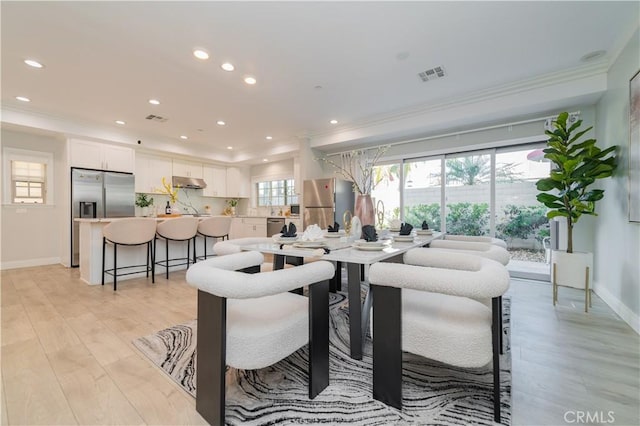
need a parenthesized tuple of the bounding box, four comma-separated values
(307, 62, 609, 142)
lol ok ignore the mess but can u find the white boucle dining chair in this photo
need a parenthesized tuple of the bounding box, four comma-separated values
(186, 251, 335, 426)
(417, 239, 510, 354)
(213, 237, 286, 271)
(368, 248, 510, 423)
(442, 234, 508, 249)
(429, 239, 510, 265)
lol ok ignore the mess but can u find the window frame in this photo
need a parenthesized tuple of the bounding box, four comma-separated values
(255, 178, 297, 207)
(2, 148, 54, 205)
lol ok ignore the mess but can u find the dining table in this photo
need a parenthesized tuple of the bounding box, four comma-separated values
(241, 231, 443, 360)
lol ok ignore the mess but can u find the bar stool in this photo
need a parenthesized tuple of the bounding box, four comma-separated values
(102, 218, 157, 291)
(155, 217, 199, 279)
(196, 216, 232, 260)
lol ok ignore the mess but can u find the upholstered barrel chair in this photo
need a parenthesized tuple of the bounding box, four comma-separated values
(443, 234, 508, 249)
(213, 237, 286, 271)
(186, 251, 335, 426)
(416, 240, 509, 354)
(429, 239, 510, 265)
(368, 249, 509, 423)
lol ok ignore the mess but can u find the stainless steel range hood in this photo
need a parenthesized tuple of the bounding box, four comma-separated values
(172, 176, 207, 189)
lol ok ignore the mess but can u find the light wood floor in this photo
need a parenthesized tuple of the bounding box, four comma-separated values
(1, 265, 638, 425)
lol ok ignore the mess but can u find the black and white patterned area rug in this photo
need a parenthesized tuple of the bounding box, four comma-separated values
(133, 292, 511, 425)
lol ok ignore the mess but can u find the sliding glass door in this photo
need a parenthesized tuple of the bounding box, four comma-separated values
(395, 143, 550, 280)
(495, 144, 550, 277)
(403, 158, 442, 231)
(444, 152, 491, 235)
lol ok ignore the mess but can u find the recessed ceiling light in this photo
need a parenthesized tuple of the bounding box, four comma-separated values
(580, 50, 606, 62)
(265, 136, 273, 140)
(227, 146, 233, 150)
(24, 59, 44, 68)
(217, 120, 226, 126)
(180, 135, 188, 140)
(330, 119, 338, 124)
(221, 62, 235, 71)
(16, 96, 30, 102)
(244, 76, 257, 85)
(148, 99, 160, 105)
(115, 120, 126, 125)
(193, 49, 210, 60)
(263, 159, 268, 162)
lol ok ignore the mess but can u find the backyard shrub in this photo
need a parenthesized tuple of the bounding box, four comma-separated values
(404, 203, 441, 230)
(446, 202, 489, 235)
(496, 204, 549, 247)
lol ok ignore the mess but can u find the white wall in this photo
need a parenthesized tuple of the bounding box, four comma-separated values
(594, 28, 640, 333)
(1, 128, 67, 269)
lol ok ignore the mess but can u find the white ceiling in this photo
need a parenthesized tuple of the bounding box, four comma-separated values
(1, 1, 638, 163)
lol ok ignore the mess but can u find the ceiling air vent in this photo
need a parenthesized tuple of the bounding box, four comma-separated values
(418, 66, 446, 82)
(145, 114, 168, 123)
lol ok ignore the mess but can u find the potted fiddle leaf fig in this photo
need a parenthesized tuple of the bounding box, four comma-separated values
(536, 112, 617, 308)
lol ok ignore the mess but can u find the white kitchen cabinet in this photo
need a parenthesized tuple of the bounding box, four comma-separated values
(229, 217, 266, 239)
(229, 217, 244, 239)
(135, 152, 172, 194)
(243, 218, 267, 238)
(202, 165, 227, 197)
(226, 166, 250, 198)
(69, 139, 135, 172)
(173, 159, 203, 178)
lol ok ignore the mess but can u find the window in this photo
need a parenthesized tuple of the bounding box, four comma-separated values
(257, 179, 298, 206)
(2, 148, 54, 205)
(11, 161, 46, 203)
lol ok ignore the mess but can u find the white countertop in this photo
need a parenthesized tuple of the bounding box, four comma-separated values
(75, 215, 301, 223)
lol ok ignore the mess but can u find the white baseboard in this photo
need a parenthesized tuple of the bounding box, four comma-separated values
(594, 281, 640, 334)
(0, 257, 61, 270)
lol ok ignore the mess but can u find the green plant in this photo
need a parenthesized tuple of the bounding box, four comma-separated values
(495, 204, 548, 245)
(536, 112, 617, 253)
(135, 193, 154, 208)
(404, 203, 441, 231)
(227, 198, 239, 207)
(446, 202, 489, 236)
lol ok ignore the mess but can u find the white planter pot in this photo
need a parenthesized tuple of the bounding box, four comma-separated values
(141, 206, 149, 217)
(551, 250, 593, 311)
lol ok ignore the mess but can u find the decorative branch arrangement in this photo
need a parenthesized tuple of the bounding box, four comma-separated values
(317, 145, 389, 194)
(157, 177, 199, 214)
(159, 177, 179, 203)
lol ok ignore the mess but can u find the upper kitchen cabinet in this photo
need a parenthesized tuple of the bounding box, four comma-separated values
(226, 166, 250, 198)
(202, 165, 227, 197)
(69, 139, 135, 172)
(173, 159, 203, 179)
(135, 152, 172, 193)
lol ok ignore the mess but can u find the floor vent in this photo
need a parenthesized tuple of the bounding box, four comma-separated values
(418, 66, 446, 82)
(145, 114, 168, 122)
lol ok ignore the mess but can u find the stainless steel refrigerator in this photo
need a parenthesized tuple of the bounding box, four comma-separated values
(303, 178, 354, 230)
(71, 168, 135, 267)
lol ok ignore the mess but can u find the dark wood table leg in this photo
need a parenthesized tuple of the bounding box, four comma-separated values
(273, 253, 285, 270)
(347, 262, 363, 360)
(276, 254, 304, 295)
